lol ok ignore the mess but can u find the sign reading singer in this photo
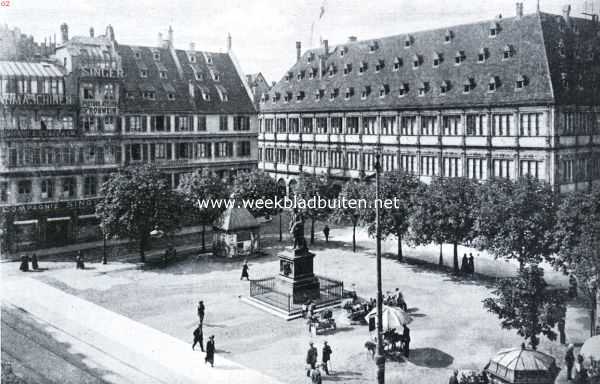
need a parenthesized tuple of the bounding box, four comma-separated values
(80, 67, 124, 78)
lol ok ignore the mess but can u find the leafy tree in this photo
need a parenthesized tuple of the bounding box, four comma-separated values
(363, 171, 420, 261)
(483, 264, 567, 350)
(231, 170, 278, 218)
(408, 177, 479, 271)
(476, 177, 557, 270)
(177, 169, 229, 251)
(96, 165, 182, 262)
(294, 172, 338, 244)
(552, 185, 600, 334)
(330, 180, 370, 252)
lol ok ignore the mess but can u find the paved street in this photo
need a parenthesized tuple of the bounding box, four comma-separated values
(1, 226, 589, 384)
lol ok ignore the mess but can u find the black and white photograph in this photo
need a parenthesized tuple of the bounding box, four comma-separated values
(1, 0, 600, 383)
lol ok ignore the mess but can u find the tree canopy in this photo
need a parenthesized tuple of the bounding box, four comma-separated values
(231, 170, 278, 218)
(330, 179, 370, 252)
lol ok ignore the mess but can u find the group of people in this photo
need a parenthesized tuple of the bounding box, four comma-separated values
(192, 300, 216, 367)
(306, 341, 333, 382)
(565, 345, 592, 383)
(384, 288, 408, 311)
(460, 253, 476, 275)
(19, 253, 39, 272)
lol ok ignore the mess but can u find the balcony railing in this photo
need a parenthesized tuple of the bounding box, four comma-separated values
(1, 93, 74, 106)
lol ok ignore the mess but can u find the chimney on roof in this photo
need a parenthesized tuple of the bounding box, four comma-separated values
(227, 33, 232, 51)
(296, 41, 301, 61)
(168, 26, 174, 46)
(60, 23, 68, 43)
(323, 39, 329, 55)
(563, 4, 572, 27)
(106, 25, 115, 41)
(190, 42, 195, 52)
(89, 27, 94, 38)
(516, 2, 524, 18)
(348, 36, 357, 42)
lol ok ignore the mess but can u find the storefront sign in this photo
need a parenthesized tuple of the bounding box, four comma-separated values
(81, 99, 118, 115)
(80, 67, 124, 78)
(1, 94, 73, 105)
(0, 198, 101, 214)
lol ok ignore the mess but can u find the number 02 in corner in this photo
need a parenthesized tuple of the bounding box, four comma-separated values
(0, 0, 10, 7)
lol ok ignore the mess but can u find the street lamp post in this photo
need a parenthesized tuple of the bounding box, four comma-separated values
(102, 230, 107, 264)
(374, 153, 385, 384)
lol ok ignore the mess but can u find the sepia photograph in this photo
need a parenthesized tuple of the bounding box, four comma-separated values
(1, 0, 600, 383)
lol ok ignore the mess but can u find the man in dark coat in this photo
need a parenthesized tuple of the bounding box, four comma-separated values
(19, 254, 29, 272)
(240, 260, 249, 280)
(449, 369, 459, 384)
(565, 344, 575, 380)
(192, 325, 204, 351)
(323, 225, 330, 243)
(321, 341, 332, 375)
(460, 254, 469, 274)
(31, 253, 39, 270)
(205, 335, 215, 367)
(402, 324, 411, 358)
(76, 251, 85, 269)
(468, 253, 475, 274)
(306, 342, 318, 373)
(197, 301, 205, 326)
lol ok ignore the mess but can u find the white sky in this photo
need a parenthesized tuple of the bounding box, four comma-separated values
(1, 0, 596, 82)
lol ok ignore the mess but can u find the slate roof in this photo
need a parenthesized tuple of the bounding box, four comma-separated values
(213, 206, 259, 231)
(261, 12, 600, 113)
(118, 45, 256, 114)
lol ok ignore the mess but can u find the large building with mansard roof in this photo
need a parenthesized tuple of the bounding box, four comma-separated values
(0, 24, 257, 257)
(258, 4, 600, 194)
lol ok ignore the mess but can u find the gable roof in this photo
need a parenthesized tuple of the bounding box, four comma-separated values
(213, 206, 259, 231)
(261, 12, 600, 113)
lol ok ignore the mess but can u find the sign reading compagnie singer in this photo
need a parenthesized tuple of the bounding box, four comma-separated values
(0, 198, 101, 214)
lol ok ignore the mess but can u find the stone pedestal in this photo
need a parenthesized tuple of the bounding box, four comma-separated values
(276, 247, 320, 304)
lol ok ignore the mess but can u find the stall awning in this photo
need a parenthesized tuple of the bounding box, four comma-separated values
(0, 61, 64, 78)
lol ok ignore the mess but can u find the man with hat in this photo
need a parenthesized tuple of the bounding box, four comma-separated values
(321, 341, 332, 375)
(205, 335, 215, 367)
(197, 300, 205, 326)
(306, 341, 318, 376)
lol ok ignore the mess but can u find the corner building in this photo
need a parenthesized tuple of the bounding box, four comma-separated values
(258, 7, 600, 194)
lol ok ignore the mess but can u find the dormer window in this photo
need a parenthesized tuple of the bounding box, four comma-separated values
(463, 78, 475, 93)
(488, 76, 499, 92)
(260, 93, 270, 103)
(167, 93, 175, 101)
(344, 87, 354, 100)
(489, 22, 499, 37)
(358, 62, 367, 74)
(444, 30, 453, 43)
(432, 52, 442, 67)
(393, 57, 403, 71)
(455, 51, 466, 65)
(369, 41, 379, 52)
(134, 51, 141, 59)
(440, 80, 450, 94)
(159, 71, 167, 79)
(315, 89, 324, 101)
(297, 71, 305, 80)
(478, 48, 488, 63)
(140, 69, 148, 78)
(211, 71, 221, 81)
(273, 92, 281, 103)
(328, 64, 336, 77)
(412, 54, 421, 69)
(418, 82, 429, 96)
(516, 74, 527, 89)
(215, 85, 228, 101)
(375, 59, 385, 72)
(284, 92, 292, 102)
(379, 85, 389, 98)
(398, 83, 409, 97)
(361, 86, 371, 100)
(339, 46, 348, 57)
(309, 67, 318, 79)
(153, 51, 160, 60)
(503, 45, 513, 59)
(343, 63, 352, 75)
(329, 88, 339, 101)
(404, 35, 412, 48)
(285, 72, 293, 81)
(296, 91, 305, 101)
(200, 86, 211, 101)
(561, 72, 569, 89)
(189, 54, 197, 63)
(194, 70, 204, 81)
(307, 52, 314, 63)
(205, 53, 213, 65)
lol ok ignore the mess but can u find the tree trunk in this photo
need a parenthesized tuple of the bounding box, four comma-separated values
(139, 236, 146, 263)
(352, 223, 356, 253)
(397, 234, 403, 262)
(453, 242, 459, 273)
(591, 289, 598, 337)
(310, 218, 315, 244)
(439, 243, 443, 266)
(201, 224, 206, 251)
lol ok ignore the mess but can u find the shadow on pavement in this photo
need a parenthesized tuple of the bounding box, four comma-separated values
(406, 347, 454, 368)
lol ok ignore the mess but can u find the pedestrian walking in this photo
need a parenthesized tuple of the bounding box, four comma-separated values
(574, 354, 588, 384)
(449, 369, 459, 384)
(192, 325, 204, 351)
(306, 342, 318, 374)
(558, 318, 566, 345)
(19, 254, 29, 272)
(460, 254, 468, 274)
(310, 365, 322, 384)
(197, 300, 205, 326)
(240, 260, 250, 280)
(468, 253, 475, 274)
(205, 335, 215, 367)
(31, 253, 39, 270)
(402, 324, 411, 358)
(76, 251, 85, 269)
(323, 225, 330, 243)
(321, 341, 332, 375)
(565, 344, 575, 380)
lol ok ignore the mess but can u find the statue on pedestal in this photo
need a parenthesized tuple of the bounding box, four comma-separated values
(289, 209, 307, 252)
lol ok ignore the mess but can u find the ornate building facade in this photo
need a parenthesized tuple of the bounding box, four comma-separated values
(0, 25, 257, 256)
(258, 6, 600, 194)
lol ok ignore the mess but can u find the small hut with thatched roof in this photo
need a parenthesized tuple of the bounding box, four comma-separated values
(212, 206, 260, 258)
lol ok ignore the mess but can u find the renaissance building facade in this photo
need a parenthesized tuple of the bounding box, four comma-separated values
(258, 5, 600, 194)
(0, 25, 257, 256)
